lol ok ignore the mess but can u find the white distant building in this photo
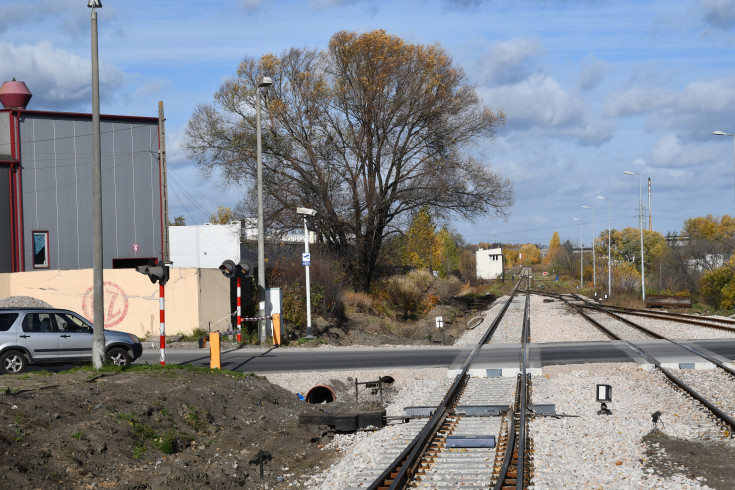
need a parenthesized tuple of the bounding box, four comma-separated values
(476, 247, 503, 280)
(169, 222, 241, 269)
(241, 217, 317, 244)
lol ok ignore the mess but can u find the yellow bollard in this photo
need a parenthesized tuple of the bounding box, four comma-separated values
(209, 332, 221, 369)
(272, 313, 281, 346)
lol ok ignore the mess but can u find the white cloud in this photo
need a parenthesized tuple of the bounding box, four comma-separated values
(697, 0, 735, 30)
(603, 86, 668, 118)
(604, 75, 735, 140)
(577, 54, 611, 92)
(241, 0, 267, 10)
(481, 37, 544, 86)
(0, 0, 77, 34)
(0, 41, 124, 111)
(481, 73, 613, 146)
(648, 134, 721, 168)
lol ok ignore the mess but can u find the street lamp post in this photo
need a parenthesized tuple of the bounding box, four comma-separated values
(596, 195, 612, 299)
(624, 171, 645, 301)
(582, 205, 596, 286)
(256, 76, 272, 344)
(88, 0, 105, 369)
(573, 217, 583, 288)
(712, 130, 735, 212)
(297, 207, 317, 339)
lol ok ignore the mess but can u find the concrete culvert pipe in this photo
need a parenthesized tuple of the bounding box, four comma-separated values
(379, 376, 395, 385)
(305, 385, 336, 404)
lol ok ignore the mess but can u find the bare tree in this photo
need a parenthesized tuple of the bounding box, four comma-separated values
(185, 30, 512, 291)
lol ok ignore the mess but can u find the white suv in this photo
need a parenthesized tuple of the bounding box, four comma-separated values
(0, 308, 142, 374)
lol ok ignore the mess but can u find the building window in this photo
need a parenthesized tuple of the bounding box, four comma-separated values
(32, 231, 49, 269)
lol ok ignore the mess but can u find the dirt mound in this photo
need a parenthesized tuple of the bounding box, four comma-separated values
(0, 366, 343, 488)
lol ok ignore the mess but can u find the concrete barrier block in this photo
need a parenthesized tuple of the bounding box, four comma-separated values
(660, 362, 680, 370)
(694, 362, 715, 370)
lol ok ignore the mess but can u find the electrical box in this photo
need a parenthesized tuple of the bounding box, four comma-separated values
(265, 287, 282, 340)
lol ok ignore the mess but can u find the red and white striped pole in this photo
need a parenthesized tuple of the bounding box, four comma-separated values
(236, 276, 242, 342)
(159, 283, 165, 366)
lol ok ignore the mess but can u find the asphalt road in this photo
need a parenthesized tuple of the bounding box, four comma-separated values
(135, 339, 735, 374)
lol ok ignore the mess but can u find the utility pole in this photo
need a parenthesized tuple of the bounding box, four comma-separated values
(90, 0, 105, 369)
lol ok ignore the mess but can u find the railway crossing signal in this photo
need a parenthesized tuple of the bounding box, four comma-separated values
(135, 264, 169, 285)
(219, 259, 252, 278)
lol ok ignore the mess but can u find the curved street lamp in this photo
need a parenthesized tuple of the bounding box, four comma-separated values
(596, 195, 612, 299)
(712, 130, 735, 212)
(582, 205, 596, 286)
(623, 171, 645, 301)
(573, 217, 583, 288)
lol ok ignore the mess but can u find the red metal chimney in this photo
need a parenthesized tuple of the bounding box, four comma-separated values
(0, 78, 32, 110)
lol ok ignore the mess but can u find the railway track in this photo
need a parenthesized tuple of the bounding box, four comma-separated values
(538, 290, 735, 434)
(367, 273, 535, 490)
(341, 281, 733, 489)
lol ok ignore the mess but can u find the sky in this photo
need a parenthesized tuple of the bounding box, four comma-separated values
(3, 0, 735, 248)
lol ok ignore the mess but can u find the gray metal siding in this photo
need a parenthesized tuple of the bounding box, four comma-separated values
(0, 113, 11, 160)
(0, 166, 12, 272)
(19, 114, 161, 270)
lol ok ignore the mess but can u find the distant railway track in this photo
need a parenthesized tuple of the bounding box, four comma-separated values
(582, 302, 735, 332)
(368, 271, 534, 489)
(536, 290, 735, 434)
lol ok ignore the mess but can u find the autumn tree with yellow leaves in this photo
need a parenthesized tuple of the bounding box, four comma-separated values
(402, 208, 461, 278)
(209, 206, 235, 225)
(544, 232, 561, 265)
(184, 30, 512, 291)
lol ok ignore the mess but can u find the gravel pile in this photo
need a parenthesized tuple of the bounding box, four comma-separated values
(265, 294, 735, 488)
(0, 296, 54, 308)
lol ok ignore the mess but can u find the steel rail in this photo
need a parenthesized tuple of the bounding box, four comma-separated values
(573, 295, 735, 379)
(550, 293, 735, 432)
(493, 274, 532, 490)
(597, 304, 735, 326)
(368, 278, 524, 490)
(532, 289, 735, 332)
(536, 290, 735, 331)
(585, 304, 735, 332)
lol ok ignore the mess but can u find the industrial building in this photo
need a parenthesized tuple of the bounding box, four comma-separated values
(0, 79, 164, 273)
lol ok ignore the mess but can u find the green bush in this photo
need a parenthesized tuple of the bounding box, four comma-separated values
(178, 328, 210, 342)
(698, 266, 735, 310)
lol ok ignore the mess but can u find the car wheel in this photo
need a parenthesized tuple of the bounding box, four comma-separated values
(0, 350, 28, 375)
(106, 347, 132, 367)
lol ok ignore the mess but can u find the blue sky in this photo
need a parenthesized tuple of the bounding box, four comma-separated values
(3, 0, 735, 248)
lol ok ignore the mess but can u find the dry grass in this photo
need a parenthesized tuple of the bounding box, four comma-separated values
(342, 291, 374, 314)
